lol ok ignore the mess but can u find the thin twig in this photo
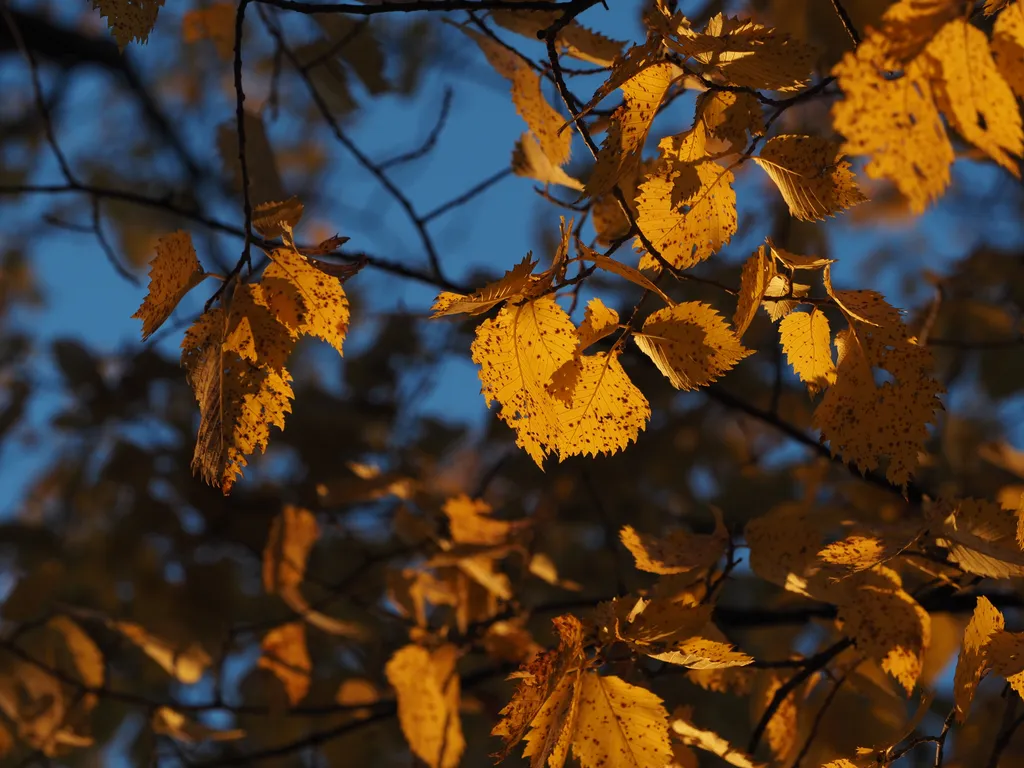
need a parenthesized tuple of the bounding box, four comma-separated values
(830, 0, 862, 46)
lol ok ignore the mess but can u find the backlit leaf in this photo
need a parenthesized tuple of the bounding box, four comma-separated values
(993, 2, 1024, 99)
(132, 231, 207, 341)
(620, 509, 728, 574)
(262, 505, 319, 593)
(92, 0, 164, 50)
(734, 245, 775, 339)
(512, 133, 584, 191)
(779, 309, 836, 395)
(571, 673, 672, 768)
(258, 622, 311, 706)
(433, 256, 538, 317)
(952, 596, 1004, 722)
(112, 621, 211, 684)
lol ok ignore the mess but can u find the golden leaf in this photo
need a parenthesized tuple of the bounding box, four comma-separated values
(48, 616, 104, 689)
(432, 256, 538, 317)
(472, 297, 576, 466)
(252, 197, 305, 239)
(491, 10, 624, 66)
(576, 298, 619, 353)
(734, 245, 774, 339)
(930, 497, 1024, 578)
(386, 644, 465, 768)
(745, 503, 822, 596)
(181, 3, 235, 60)
(576, 242, 676, 306)
(512, 133, 584, 191)
(636, 155, 737, 271)
(571, 673, 672, 768)
(952, 596, 1004, 722)
(132, 231, 207, 340)
(585, 61, 680, 199)
(926, 19, 1022, 176)
(779, 309, 836, 395)
(442, 494, 514, 546)
(647, 637, 753, 670)
(695, 90, 764, 156)
(993, 2, 1024, 99)
(152, 707, 245, 743)
(987, 0, 1012, 14)
(223, 282, 295, 374)
(620, 510, 728, 574)
(112, 621, 211, 684)
(261, 246, 350, 354)
(634, 303, 751, 391)
(988, 630, 1024, 696)
(91, 0, 164, 50)
(768, 242, 834, 271)
(871, 0, 961, 62)
(664, 13, 816, 92)
(262, 505, 319, 593)
(837, 582, 931, 694)
(754, 135, 866, 221)
(522, 671, 581, 768)
(754, 672, 800, 763)
(670, 710, 765, 768)
(762, 274, 810, 322)
(832, 38, 953, 213)
(259, 622, 311, 706)
(817, 535, 900, 573)
(182, 307, 294, 493)
(511, 67, 571, 168)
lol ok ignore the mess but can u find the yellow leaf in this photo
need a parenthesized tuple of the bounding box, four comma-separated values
(571, 673, 672, 768)
(664, 13, 816, 92)
(261, 247, 350, 354)
(522, 670, 581, 768)
(993, 2, 1024, 99)
(472, 297, 576, 466)
(817, 535, 897, 573)
(262, 505, 319, 593)
(585, 60, 680, 199)
(512, 67, 571, 168)
(988, 630, 1024, 697)
(576, 298, 619, 353)
(223, 281, 296, 374)
(872, 0, 961, 62)
(926, 19, 1023, 176)
(761, 273, 810, 322)
(779, 309, 836, 395)
(988, 0, 1012, 14)
(930, 497, 1024, 578)
(837, 583, 931, 694)
(182, 307, 294, 493)
(181, 3, 235, 60)
(112, 621, 211, 684)
(48, 616, 104, 689)
(952, 596, 1004, 722)
(634, 302, 751, 391)
(252, 197, 304, 239)
(754, 672, 800, 763)
(648, 637, 754, 670)
(576, 242, 676, 306)
(386, 644, 465, 768)
(91, 0, 164, 50)
(745, 503, 822, 596)
(768, 242, 834, 271)
(832, 38, 953, 213)
(442, 494, 513, 546)
(754, 135, 866, 221)
(670, 710, 765, 768)
(491, 10, 624, 66)
(152, 707, 245, 743)
(734, 245, 774, 339)
(512, 133, 584, 191)
(493, 615, 584, 759)
(555, 352, 650, 458)
(259, 622, 311, 706)
(636, 155, 737, 271)
(620, 510, 728, 574)
(695, 90, 765, 156)
(132, 231, 207, 340)
(432, 255, 538, 317)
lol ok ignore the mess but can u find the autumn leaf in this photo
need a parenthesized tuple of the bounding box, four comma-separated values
(111, 621, 211, 684)
(152, 707, 245, 743)
(223, 282, 296, 374)
(634, 303, 751, 391)
(620, 509, 728, 574)
(92, 0, 165, 50)
(734, 245, 775, 339)
(132, 231, 207, 341)
(576, 241, 675, 306)
(512, 133, 584, 191)
(753, 135, 866, 221)
(181, 3, 235, 60)
(443, 494, 516, 546)
(745, 503, 823, 597)
(571, 673, 672, 768)
(182, 306, 294, 493)
(636, 146, 737, 271)
(952, 596, 1004, 722)
(695, 90, 764, 156)
(490, 9, 624, 66)
(48, 616, 104, 689)
(260, 246, 350, 355)
(521, 671, 580, 768)
(930, 497, 1024, 578)
(433, 256, 538, 317)
(993, 3, 1024, 99)
(926, 19, 1022, 177)
(576, 298, 619, 353)
(670, 709, 765, 768)
(832, 38, 953, 213)
(779, 309, 836, 395)
(259, 622, 311, 706)
(262, 505, 318, 593)
(253, 197, 305, 239)
(387, 644, 465, 768)
(511, 66, 571, 168)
